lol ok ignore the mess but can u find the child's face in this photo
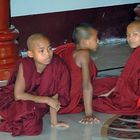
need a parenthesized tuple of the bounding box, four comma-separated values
(127, 24, 140, 49)
(28, 38, 53, 65)
(86, 29, 99, 51)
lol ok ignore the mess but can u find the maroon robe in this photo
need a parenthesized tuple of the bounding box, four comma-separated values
(55, 43, 140, 115)
(54, 43, 116, 114)
(93, 46, 140, 115)
(0, 55, 70, 136)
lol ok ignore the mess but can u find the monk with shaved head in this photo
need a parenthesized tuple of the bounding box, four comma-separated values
(93, 21, 140, 115)
(0, 33, 70, 136)
(55, 23, 100, 124)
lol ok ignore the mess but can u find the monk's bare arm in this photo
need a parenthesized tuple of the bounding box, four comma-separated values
(14, 63, 59, 109)
(76, 51, 93, 116)
(76, 51, 100, 124)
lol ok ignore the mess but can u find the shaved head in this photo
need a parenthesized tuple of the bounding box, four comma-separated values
(127, 21, 140, 48)
(127, 21, 140, 32)
(27, 33, 50, 50)
(72, 23, 97, 44)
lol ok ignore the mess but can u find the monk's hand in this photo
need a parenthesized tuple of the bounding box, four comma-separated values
(79, 115, 100, 124)
(52, 94, 61, 111)
(48, 95, 61, 111)
(51, 121, 70, 128)
(99, 87, 115, 97)
(98, 91, 111, 97)
(51, 99, 60, 112)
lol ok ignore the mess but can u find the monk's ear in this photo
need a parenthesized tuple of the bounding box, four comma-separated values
(80, 39, 86, 46)
(81, 39, 89, 46)
(27, 50, 33, 58)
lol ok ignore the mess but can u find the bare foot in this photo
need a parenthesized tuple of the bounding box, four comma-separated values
(79, 115, 100, 124)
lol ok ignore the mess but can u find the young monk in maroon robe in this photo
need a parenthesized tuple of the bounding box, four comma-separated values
(55, 23, 102, 124)
(0, 33, 70, 136)
(93, 21, 140, 115)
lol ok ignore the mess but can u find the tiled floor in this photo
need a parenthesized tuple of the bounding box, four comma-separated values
(0, 41, 137, 140)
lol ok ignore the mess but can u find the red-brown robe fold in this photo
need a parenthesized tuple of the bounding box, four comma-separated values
(54, 43, 116, 114)
(93, 46, 140, 115)
(55, 43, 140, 115)
(0, 55, 70, 136)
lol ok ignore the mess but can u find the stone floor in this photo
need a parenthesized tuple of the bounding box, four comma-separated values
(0, 112, 140, 140)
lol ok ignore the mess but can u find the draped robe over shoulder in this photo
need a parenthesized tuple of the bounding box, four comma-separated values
(55, 43, 140, 115)
(0, 55, 70, 136)
(55, 43, 97, 113)
(93, 46, 140, 115)
(54, 43, 116, 114)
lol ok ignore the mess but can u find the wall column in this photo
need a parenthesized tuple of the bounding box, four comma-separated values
(0, 0, 19, 80)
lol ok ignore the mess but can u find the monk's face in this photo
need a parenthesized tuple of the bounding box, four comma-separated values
(28, 38, 53, 65)
(86, 29, 99, 51)
(127, 23, 140, 48)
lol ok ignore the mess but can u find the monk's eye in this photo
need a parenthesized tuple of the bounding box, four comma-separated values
(48, 46, 53, 51)
(39, 49, 44, 53)
(133, 32, 140, 36)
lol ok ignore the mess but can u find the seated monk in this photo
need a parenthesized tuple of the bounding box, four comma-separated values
(0, 33, 70, 136)
(55, 23, 116, 124)
(92, 21, 140, 115)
